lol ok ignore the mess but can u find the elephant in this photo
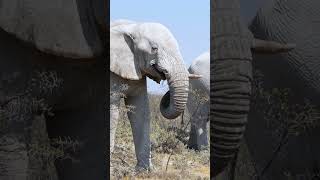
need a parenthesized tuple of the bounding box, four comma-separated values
(0, 1, 108, 180)
(185, 51, 210, 151)
(110, 19, 200, 172)
(211, 0, 295, 177)
(239, 0, 320, 179)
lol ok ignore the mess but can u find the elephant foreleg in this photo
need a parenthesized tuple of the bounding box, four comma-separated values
(125, 91, 152, 171)
(0, 135, 28, 180)
(110, 98, 120, 153)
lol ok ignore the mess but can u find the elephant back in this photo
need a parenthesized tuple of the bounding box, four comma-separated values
(188, 51, 210, 95)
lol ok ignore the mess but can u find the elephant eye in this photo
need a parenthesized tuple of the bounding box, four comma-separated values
(151, 46, 158, 52)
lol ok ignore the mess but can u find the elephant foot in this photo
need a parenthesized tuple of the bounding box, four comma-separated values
(134, 163, 154, 175)
(0, 136, 28, 179)
(188, 141, 209, 151)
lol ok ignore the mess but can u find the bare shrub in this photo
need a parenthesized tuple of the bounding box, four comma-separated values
(234, 70, 320, 179)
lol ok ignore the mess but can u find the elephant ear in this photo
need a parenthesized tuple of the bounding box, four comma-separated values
(110, 24, 142, 80)
(0, 0, 104, 58)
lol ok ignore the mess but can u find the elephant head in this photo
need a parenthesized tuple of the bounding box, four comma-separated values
(0, 0, 107, 59)
(212, 0, 295, 176)
(110, 20, 197, 119)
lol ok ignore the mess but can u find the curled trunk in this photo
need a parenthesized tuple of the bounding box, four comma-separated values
(160, 64, 189, 119)
(211, 0, 253, 176)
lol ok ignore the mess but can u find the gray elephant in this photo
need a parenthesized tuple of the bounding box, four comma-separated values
(0, 1, 107, 180)
(241, 0, 320, 179)
(186, 51, 210, 150)
(110, 19, 200, 171)
(211, 0, 295, 177)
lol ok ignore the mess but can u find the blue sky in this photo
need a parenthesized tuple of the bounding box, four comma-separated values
(111, 0, 210, 94)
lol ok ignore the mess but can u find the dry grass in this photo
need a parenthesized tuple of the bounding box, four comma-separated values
(110, 94, 210, 180)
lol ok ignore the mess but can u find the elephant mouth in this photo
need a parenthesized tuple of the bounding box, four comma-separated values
(150, 64, 166, 83)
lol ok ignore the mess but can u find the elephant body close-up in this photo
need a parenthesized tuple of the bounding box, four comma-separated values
(110, 19, 198, 171)
(186, 51, 210, 150)
(242, 0, 320, 179)
(211, 0, 294, 177)
(250, 0, 320, 102)
(0, 0, 107, 180)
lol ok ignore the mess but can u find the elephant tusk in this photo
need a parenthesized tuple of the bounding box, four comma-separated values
(251, 39, 296, 54)
(189, 74, 202, 79)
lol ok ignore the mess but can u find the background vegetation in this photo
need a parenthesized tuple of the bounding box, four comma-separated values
(110, 93, 210, 180)
(215, 70, 320, 180)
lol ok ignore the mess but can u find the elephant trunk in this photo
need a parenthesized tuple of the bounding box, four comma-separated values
(212, 0, 253, 176)
(160, 63, 189, 119)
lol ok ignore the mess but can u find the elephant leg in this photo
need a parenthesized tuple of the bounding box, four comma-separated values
(125, 91, 152, 171)
(0, 114, 58, 180)
(28, 115, 58, 180)
(0, 134, 28, 180)
(188, 123, 209, 150)
(0, 42, 30, 180)
(46, 104, 106, 180)
(0, 76, 57, 179)
(188, 101, 209, 150)
(110, 95, 120, 153)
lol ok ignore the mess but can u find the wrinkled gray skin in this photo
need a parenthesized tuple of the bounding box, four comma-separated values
(186, 51, 210, 150)
(211, 0, 255, 176)
(211, 0, 294, 177)
(110, 19, 195, 171)
(242, 0, 320, 179)
(0, 0, 107, 180)
(215, 0, 320, 179)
